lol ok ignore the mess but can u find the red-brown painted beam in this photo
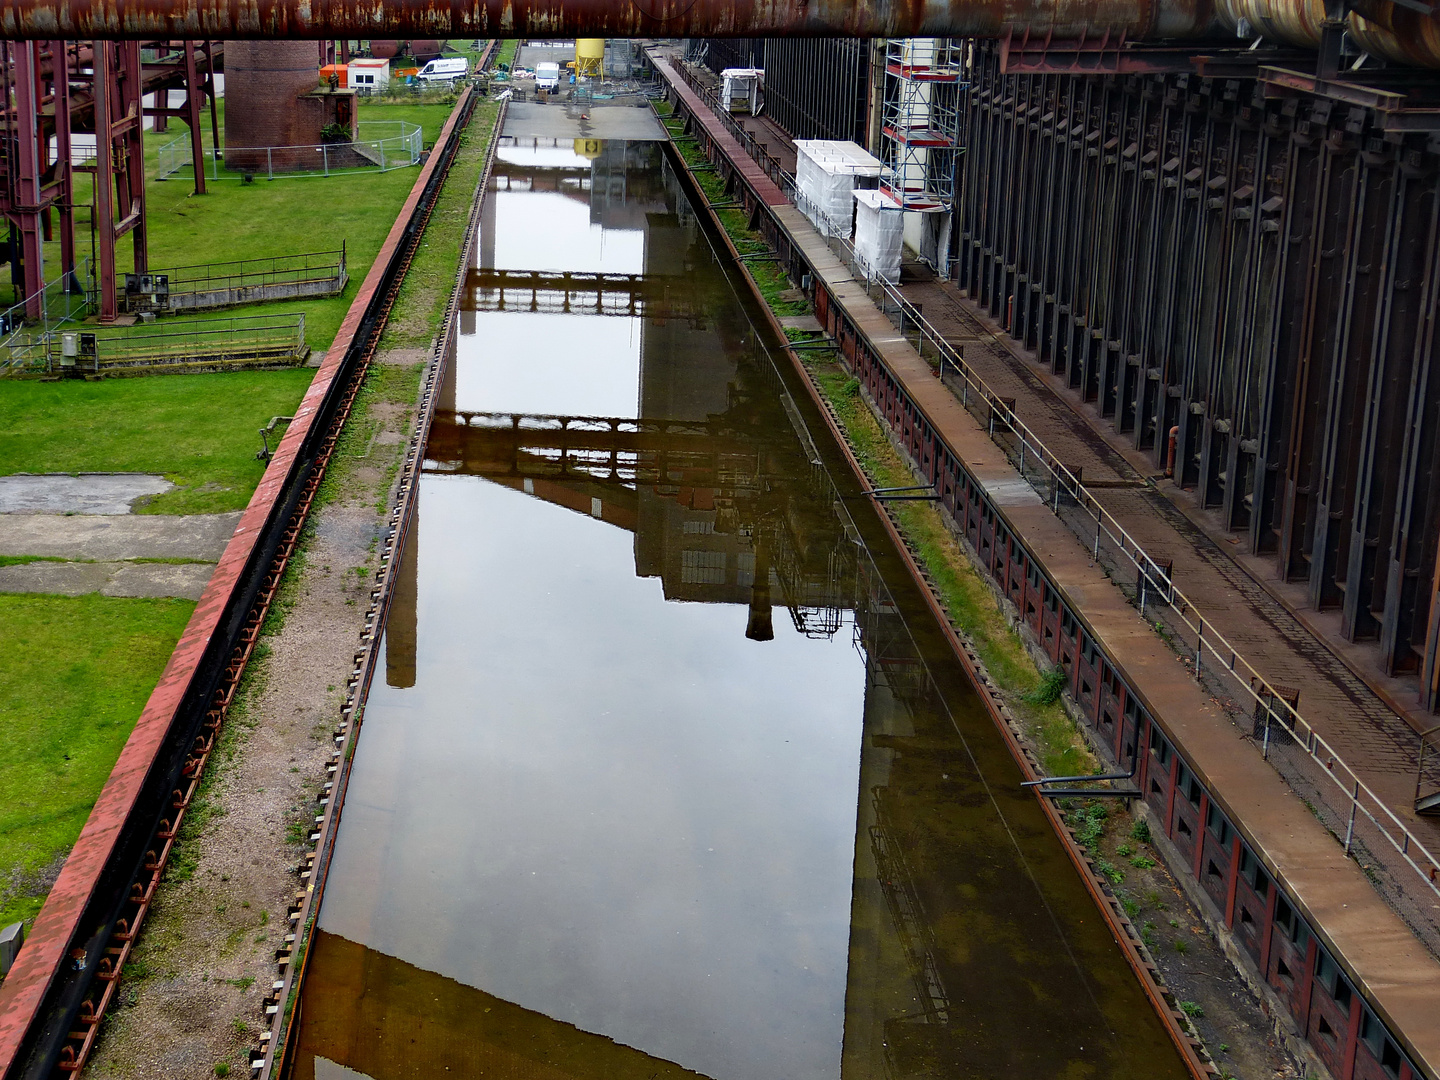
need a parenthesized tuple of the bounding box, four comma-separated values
(0, 0, 1224, 40)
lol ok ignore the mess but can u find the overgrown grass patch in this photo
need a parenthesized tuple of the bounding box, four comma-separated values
(381, 99, 501, 349)
(806, 353, 1091, 776)
(0, 594, 194, 930)
(0, 369, 316, 515)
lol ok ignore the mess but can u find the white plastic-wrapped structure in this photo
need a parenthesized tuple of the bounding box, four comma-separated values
(853, 189, 905, 283)
(794, 139, 883, 239)
(720, 68, 764, 114)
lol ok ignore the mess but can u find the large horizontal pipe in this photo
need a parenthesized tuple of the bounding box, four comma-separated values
(0, 0, 1228, 42)
(4, 0, 1440, 67)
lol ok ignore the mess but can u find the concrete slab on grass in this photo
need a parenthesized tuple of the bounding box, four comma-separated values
(0, 559, 213, 600)
(0, 512, 241, 561)
(0, 473, 174, 514)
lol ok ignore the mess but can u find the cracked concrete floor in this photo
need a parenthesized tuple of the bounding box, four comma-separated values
(0, 475, 240, 600)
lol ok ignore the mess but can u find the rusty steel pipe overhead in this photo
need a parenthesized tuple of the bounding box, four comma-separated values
(0, 0, 1229, 41)
(3, 0, 1440, 65)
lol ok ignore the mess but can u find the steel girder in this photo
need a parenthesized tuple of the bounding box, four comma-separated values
(955, 41, 1440, 701)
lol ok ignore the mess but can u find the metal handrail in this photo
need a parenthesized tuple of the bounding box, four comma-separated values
(146, 249, 346, 294)
(156, 121, 424, 182)
(857, 245, 1440, 902)
(671, 57, 1440, 907)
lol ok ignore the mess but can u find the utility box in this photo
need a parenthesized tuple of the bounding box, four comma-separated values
(1, 920, 23, 976)
(124, 273, 171, 311)
(347, 57, 391, 94)
(853, 189, 905, 283)
(720, 68, 764, 115)
(794, 140, 882, 239)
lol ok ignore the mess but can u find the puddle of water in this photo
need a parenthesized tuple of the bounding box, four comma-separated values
(289, 139, 1189, 1080)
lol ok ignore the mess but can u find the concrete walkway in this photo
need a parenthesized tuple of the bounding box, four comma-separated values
(898, 266, 1440, 844)
(0, 504, 240, 601)
(0, 473, 174, 514)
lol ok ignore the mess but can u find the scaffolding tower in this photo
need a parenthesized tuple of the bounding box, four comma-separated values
(879, 39, 963, 211)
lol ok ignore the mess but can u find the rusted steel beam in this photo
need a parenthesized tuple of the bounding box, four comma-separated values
(0, 0, 1227, 41)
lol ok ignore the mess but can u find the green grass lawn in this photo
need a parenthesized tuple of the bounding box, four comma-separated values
(0, 369, 315, 514)
(0, 96, 473, 514)
(4, 98, 458, 355)
(0, 594, 195, 932)
(138, 99, 459, 353)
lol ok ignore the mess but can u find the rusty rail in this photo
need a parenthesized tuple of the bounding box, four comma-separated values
(2, 0, 1440, 66)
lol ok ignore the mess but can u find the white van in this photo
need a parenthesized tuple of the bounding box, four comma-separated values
(416, 57, 468, 84)
(535, 62, 561, 91)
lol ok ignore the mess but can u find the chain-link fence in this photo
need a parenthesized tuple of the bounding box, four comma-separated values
(0, 260, 94, 375)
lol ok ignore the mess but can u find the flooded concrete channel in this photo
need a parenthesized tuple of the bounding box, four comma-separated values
(286, 126, 1190, 1080)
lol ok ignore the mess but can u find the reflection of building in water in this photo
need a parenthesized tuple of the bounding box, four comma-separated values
(439, 137, 854, 643)
(292, 930, 714, 1080)
(843, 562, 1141, 1079)
(382, 138, 1160, 1080)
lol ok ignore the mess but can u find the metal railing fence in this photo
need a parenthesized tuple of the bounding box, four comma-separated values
(0, 259, 95, 374)
(142, 249, 347, 297)
(156, 121, 424, 182)
(667, 58, 1440, 950)
(42, 311, 306, 373)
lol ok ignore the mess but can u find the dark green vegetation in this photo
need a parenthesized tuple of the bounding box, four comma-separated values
(0, 594, 194, 930)
(0, 369, 316, 515)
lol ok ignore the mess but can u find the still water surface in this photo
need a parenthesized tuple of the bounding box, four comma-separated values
(289, 136, 1188, 1080)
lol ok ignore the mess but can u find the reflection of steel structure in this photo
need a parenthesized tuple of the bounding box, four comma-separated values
(427, 410, 761, 483)
(853, 561, 928, 701)
(461, 268, 701, 323)
(870, 801, 952, 1026)
(425, 408, 854, 638)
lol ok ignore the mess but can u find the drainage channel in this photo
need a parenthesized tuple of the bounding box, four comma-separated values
(281, 130, 1192, 1080)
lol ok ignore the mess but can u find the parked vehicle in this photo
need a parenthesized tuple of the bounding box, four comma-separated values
(535, 61, 561, 90)
(416, 57, 468, 84)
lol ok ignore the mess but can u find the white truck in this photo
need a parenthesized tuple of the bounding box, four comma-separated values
(534, 61, 562, 91)
(416, 57, 468, 84)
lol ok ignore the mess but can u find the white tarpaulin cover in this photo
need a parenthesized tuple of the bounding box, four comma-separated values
(720, 68, 764, 114)
(853, 188, 904, 283)
(794, 140, 882, 239)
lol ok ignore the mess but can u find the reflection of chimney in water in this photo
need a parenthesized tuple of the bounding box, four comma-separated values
(746, 531, 774, 642)
(387, 487, 419, 688)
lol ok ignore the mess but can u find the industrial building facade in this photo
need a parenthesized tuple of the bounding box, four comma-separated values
(701, 35, 1440, 712)
(693, 33, 1440, 1080)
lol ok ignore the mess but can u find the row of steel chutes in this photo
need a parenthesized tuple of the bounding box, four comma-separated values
(953, 43, 1440, 702)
